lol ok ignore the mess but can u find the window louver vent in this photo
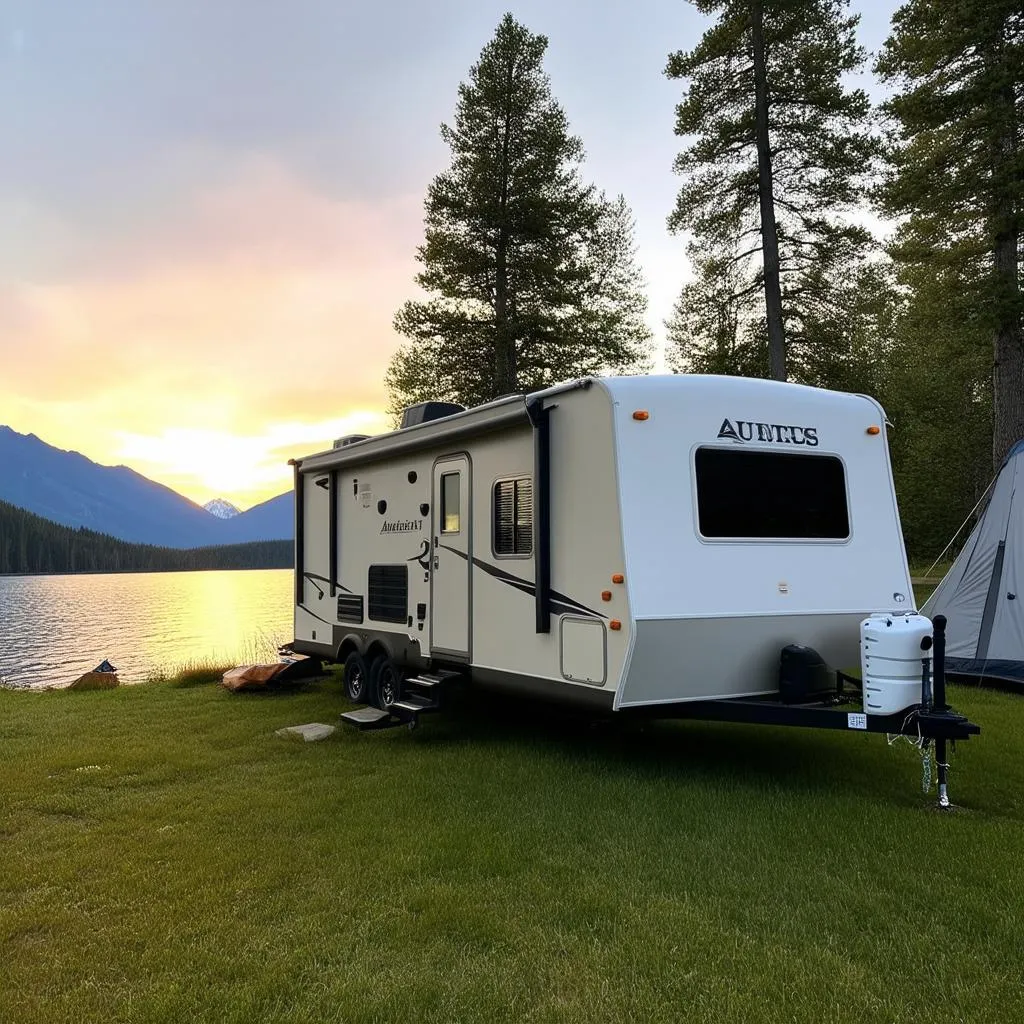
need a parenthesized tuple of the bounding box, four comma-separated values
(336, 594, 364, 624)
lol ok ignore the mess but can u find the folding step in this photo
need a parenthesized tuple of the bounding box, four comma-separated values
(406, 670, 460, 688)
(391, 693, 440, 713)
(387, 692, 442, 725)
(339, 707, 402, 731)
(405, 674, 443, 690)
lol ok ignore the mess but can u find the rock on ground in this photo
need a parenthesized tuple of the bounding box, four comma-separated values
(274, 723, 336, 742)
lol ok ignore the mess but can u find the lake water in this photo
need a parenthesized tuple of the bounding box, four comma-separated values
(0, 569, 294, 689)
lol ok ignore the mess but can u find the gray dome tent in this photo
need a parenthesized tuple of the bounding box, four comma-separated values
(923, 439, 1023, 684)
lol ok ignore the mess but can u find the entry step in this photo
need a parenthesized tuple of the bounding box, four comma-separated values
(406, 671, 461, 689)
(340, 707, 401, 731)
(390, 696, 441, 715)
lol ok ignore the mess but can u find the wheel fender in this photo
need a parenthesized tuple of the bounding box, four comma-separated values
(336, 633, 364, 663)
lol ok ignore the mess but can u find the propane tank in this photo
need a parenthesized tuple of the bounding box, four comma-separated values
(860, 613, 933, 716)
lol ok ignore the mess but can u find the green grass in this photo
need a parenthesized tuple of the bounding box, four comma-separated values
(143, 659, 234, 688)
(2, 672, 1023, 1024)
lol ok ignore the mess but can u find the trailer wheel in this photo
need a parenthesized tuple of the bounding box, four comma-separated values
(342, 651, 370, 705)
(375, 659, 403, 711)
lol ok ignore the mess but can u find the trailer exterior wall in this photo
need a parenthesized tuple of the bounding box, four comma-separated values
(292, 382, 631, 704)
(602, 376, 913, 707)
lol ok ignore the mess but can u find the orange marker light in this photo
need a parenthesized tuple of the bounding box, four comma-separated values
(632, 410, 649, 421)
(609, 619, 622, 631)
(866, 425, 881, 435)
(601, 590, 612, 602)
(611, 573, 624, 584)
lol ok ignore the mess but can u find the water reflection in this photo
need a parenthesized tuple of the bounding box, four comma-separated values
(0, 569, 293, 689)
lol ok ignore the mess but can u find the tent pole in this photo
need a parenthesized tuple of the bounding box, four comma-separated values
(932, 614, 951, 808)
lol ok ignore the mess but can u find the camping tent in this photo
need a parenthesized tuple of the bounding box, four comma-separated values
(923, 439, 1023, 684)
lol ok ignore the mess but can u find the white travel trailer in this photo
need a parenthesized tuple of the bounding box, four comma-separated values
(289, 374, 978, 796)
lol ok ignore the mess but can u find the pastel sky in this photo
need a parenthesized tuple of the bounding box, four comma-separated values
(0, 0, 898, 509)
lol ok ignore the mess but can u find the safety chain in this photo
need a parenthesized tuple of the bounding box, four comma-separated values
(886, 729, 934, 793)
(921, 741, 933, 794)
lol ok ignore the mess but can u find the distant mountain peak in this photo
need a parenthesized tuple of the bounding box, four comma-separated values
(0, 426, 292, 547)
(204, 498, 241, 519)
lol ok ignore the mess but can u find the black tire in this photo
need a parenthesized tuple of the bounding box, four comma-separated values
(342, 651, 370, 704)
(374, 659, 403, 712)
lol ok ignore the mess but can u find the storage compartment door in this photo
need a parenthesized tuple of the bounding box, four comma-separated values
(560, 617, 607, 685)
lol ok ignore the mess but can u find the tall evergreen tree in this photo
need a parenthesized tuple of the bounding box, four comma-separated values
(880, 263, 993, 558)
(388, 14, 651, 414)
(666, 222, 769, 378)
(876, 0, 1024, 469)
(665, 0, 879, 382)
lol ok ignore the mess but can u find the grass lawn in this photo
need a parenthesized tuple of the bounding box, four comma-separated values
(2, 666, 1023, 1024)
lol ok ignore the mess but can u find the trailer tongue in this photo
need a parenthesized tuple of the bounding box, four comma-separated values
(342, 615, 978, 807)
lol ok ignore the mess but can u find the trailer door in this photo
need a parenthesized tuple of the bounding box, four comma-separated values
(430, 455, 471, 658)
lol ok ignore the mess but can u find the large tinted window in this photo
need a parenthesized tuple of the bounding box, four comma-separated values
(695, 448, 850, 539)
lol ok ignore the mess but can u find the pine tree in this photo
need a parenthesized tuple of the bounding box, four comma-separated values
(666, 222, 769, 378)
(665, 0, 879, 381)
(880, 262, 993, 558)
(388, 14, 651, 414)
(876, 0, 1023, 469)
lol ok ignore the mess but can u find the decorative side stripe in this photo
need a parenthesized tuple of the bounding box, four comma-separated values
(303, 571, 350, 595)
(438, 545, 604, 619)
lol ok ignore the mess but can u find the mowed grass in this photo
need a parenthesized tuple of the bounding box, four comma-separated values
(2, 668, 1023, 1024)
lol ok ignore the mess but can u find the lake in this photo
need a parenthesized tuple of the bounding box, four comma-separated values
(0, 569, 294, 689)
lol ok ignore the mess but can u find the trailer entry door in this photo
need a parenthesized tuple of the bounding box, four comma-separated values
(431, 455, 471, 657)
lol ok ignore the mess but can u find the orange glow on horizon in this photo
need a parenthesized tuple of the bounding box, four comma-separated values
(0, 160, 417, 508)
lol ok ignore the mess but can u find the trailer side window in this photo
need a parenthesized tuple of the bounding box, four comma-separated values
(493, 477, 533, 556)
(695, 448, 850, 540)
(440, 473, 460, 533)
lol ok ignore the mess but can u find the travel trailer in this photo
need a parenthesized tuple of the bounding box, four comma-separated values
(289, 375, 978, 801)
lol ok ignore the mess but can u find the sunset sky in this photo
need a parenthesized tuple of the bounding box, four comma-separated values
(1, 1, 897, 509)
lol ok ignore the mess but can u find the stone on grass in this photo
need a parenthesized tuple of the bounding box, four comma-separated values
(275, 722, 336, 742)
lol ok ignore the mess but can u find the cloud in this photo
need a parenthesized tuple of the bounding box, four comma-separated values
(0, 158, 422, 503)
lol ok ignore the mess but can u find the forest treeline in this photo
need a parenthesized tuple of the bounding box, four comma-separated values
(0, 501, 292, 576)
(387, 3, 1022, 560)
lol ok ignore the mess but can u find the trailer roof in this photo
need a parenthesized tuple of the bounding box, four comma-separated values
(293, 374, 884, 474)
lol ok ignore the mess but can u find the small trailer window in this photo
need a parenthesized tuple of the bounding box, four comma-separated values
(493, 477, 533, 556)
(441, 473, 460, 533)
(695, 448, 850, 540)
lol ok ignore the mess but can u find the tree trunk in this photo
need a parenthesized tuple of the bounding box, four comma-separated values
(494, 241, 515, 398)
(993, 314, 1024, 468)
(991, 226, 1023, 468)
(751, 0, 787, 381)
(990, 73, 1023, 470)
(493, 54, 518, 400)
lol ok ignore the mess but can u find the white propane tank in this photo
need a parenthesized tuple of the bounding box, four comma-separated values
(860, 613, 933, 716)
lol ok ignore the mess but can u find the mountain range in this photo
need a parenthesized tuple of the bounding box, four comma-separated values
(0, 425, 293, 549)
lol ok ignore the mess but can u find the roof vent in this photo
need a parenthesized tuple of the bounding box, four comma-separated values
(400, 401, 466, 429)
(332, 434, 370, 449)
